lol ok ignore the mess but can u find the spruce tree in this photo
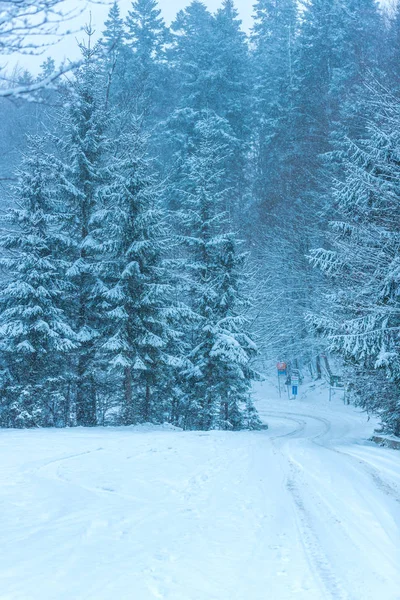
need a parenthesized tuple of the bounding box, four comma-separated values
(101, 1, 127, 109)
(295, 0, 382, 187)
(170, 2, 216, 111)
(213, 0, 251, 218)
(97, 118, 185, 425)
(251, 0, 298, 215)
(309, 89, 400, 435)
(0, 139, 76, 428)
(163, 2, 250, 216)
(58, 31, 107, 426)
(102, 1, 125, 56)
(125, 0, 169, 122)
(181, 114, 260, 431)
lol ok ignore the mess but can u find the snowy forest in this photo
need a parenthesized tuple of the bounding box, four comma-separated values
(1, 0, 400, 437)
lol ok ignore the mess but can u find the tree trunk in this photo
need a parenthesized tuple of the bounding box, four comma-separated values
(316, 354, 322, 379)
(76, 354, 86, 425)
(64, 383, 71, 427)
(144, 382, 151, 422)
(76, 354, 97, 426)
(124, 366, 133, 424)
(323, 354, 333, 378)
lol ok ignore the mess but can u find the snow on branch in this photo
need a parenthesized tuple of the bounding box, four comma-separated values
(0, 0, 106, 98)
(0, 59, 81, 98)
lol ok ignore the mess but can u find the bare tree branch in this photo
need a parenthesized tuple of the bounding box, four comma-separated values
(0, 1, 109, 98)
(0, 1, 87, 54)
(0, 58, 81, 98)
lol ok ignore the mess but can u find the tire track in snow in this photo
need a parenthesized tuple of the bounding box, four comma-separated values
(268, 409, 400, 504)
(267, 412, 352, 600)
(34, 447, 104, 470)
(285, 464, 350, 600)
(320, 448, 400, 504)
(34, 445, 173, 503)
(33, 446, 141, 501)
(292, 412, 400, 503)
(266, 410, 399, 597)
(260, 413, 307, 440)
(291, 411, 400, 504)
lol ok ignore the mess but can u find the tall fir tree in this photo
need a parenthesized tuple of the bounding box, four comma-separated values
(213, 0, 251, 217)
(250, 0, 298, 216)
(295, 0, 383, 187)
(101, 1, 128, 109)
(163, 2, 250, 217)
(181, 114, 261, 430)
(102, 2, 125, 56)
(309, 88, 400, 435)
(97, 118, 185, 424)
(170, 1, 216, 111)
(159, 2, 216, 205)
(0, 139, 76, 428)
(125, 0, 169, 123)
(58, 31, 107, 426)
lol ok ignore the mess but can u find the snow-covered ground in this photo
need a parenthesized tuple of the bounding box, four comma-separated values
(0, 381, 399, 600)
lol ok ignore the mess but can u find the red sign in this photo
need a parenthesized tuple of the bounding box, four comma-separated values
(276, 362, 287, 371)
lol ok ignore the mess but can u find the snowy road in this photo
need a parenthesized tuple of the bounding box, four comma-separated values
(0, 382, 399, 600)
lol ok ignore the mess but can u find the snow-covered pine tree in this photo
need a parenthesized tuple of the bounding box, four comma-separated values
(0, 138, 76, 428)
(100, 1, 128, 110)
(295, 0, 383, 190)
(57, 29, 107, 426)
(211, 234, 262, 430)
(180, 113, 261, 431)
(96, 117, 185, 425)
(102, 2, 125, 59)
(309, 88, 400, 436)
(125, 0, 169, 123)
(154, 2, 216, 199)
(160, 1, 222, 173)
(250, 0, 298, 215)
(212, 0, 250, 218)
(170, 1, 216, 112)
(164, 1, 249, 221)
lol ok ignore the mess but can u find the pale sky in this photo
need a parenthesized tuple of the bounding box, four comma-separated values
(8, 0, 253, 74)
